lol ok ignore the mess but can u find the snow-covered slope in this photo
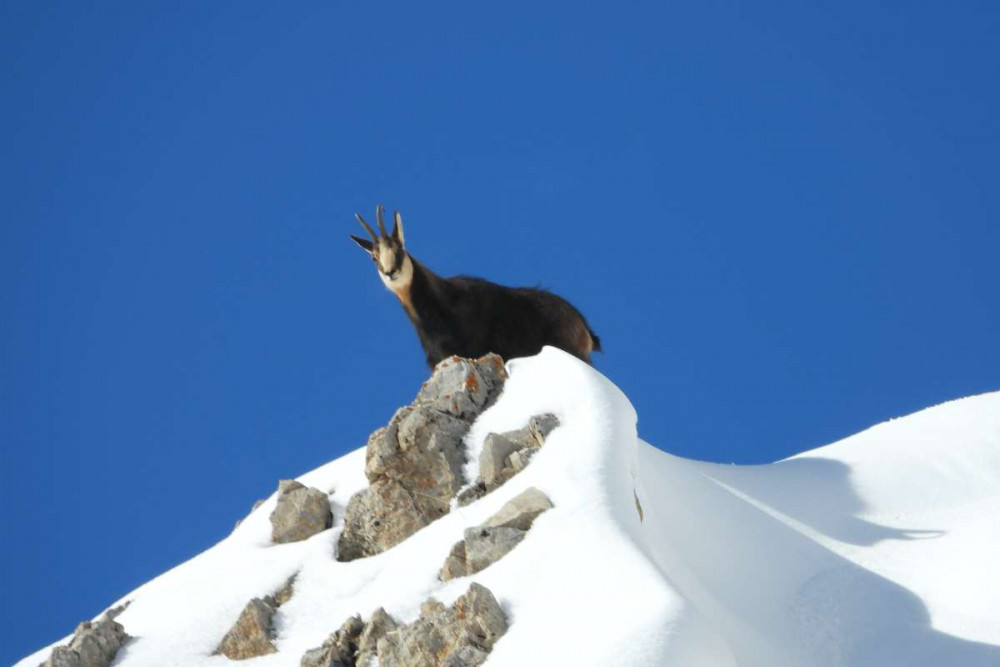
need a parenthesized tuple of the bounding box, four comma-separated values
(18, 348, 1000, 666)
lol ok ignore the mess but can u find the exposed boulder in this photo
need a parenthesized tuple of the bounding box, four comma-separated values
(464, 526, 527, 575)
(270, 480, 334, 544)
(336, 479, 428, 562)
(216, 575, 298, 660)
(482, 487, 553, 531)
(440, 488, 553, 582)
(376, 583, 507, 667)
(414, 354, 506, 420)
(215, 598, 278, 660)
(366, 406, 469, 518)
(302, 584, 506, 667)
(440, 540, 469, 581)
(338, 355, 507, 561)
(479, 432, 529, 489)
(459, 415, 560, 506)
(41, 608, 130, 667)
(481, 414, 559, 492)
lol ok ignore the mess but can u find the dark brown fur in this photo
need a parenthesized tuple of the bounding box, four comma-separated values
(351, 206, 601, 368)
(403, 258, 601, 368)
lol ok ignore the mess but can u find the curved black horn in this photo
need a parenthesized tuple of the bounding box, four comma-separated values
(355, 213, 377, 242)
(376, 204, 388, 237)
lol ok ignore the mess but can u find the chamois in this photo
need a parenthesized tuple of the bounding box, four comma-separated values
(350, 205, 601, 369)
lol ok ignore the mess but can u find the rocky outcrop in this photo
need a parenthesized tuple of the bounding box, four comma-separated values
(337, 355, 506, 561)
(216, 598, 279, 660)
(215, 575, 297, 660)
(300, 614, 363, 667)
(301, 609, 397, 667)
(302, 583, 506, 667)
(41, 607, 130, 667)
(377, 583, 508, 667)
(270, 480, 334, 544)
(440, 488, 553, 581)
(457, 415, 559, 506)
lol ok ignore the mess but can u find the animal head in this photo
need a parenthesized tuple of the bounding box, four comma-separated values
(350, 204, 413, 291)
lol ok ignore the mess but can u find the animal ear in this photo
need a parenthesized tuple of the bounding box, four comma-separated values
(350, 234, 374, 254)
(393, 211, 405, 246)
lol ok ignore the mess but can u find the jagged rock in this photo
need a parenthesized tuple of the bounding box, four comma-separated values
(376, 583, 507, 667)
(479, 414, 560, 492)
(338, 355, 507, 561)
(337, 479, 428, 562)
(216, 577, 296, 661)
(366, 406, 469, 517)
(441, 488, 552, 581)
(215, 598, 278, 660)
(301, 608, 397, 667)
(301, 614, 364, 667)
(440, 540, 469, 581)
(527, 413, 560, 443)
(357, 608, 398, 667)
(42, 611, 129, 667)
(482, 487, 553, 531)
(464, 526, 527, 574)
(506, 448, 533, 473)
(414, 354, 507, 420)
(479, 433, 525, 488)
(270, 480, 334, 544)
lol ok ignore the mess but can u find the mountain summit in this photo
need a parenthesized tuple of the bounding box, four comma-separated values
(18, 348, 1000, 666)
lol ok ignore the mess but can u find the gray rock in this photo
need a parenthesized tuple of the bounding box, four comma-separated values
(482, 487, 553, 531)
(270, 480, 334, 544)
(439, 540, 469, 582)
(338, 355, 506, 561)
(302, 608, 397, 667)
(440, 488, 552, 581)
(367, 406, 469, 517)
(215, 598, 278, 660)
(452, 583, 507, 652)
(415, 355, 506, 420)
(441, 644, 490, 667)
(464, 526, 527, 575)
(357, 608, 398, 667)
(528, 413, 560, 444)
(377, 583, 507, 667)
(337, 479, 428, 561)
(479, 433, 522, 489)
(300, 614, 364, 667)
(477, 414, 560, 493)
(42, 613, 130, 667)
(507, 447, 537, 473)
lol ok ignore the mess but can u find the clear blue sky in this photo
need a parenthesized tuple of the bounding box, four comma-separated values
(2, 1, 998, 662)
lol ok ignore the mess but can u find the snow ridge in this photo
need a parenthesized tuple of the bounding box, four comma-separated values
(18, 348, 1000, 666)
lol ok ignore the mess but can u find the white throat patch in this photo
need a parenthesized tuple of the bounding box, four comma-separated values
(378, 253, 413, 292)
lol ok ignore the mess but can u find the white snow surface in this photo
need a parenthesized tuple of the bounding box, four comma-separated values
(18, 348, 1000, 666)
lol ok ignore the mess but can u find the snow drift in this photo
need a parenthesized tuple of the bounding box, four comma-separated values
(17, 348, 1000, 666)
